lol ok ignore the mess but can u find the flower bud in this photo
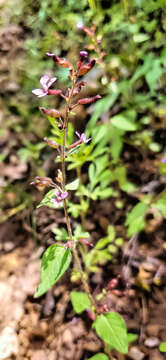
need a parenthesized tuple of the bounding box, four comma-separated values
(77, 59, 96, 76)
(47, 89, 62, 96)
(40, 107, 62, 118)
(44, 138, 59, 149)
(80, 51, 88, 58)
(46, 53, 74, 74)
(77, 95, 101, 105)
(56, 169, 63, 183)
(30, 176, 53, 188)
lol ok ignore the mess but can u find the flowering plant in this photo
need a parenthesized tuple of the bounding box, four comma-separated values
(31, 50, 129, 359)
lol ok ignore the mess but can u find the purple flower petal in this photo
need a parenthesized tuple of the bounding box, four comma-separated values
(161, 157, 166, 163)
(76, 132, 91, 144)
(32, 89, 47, 97)
(84, 137, 91, 143)
(80, 133, 87, 142)
(40, 75, 50, 90)
(80, 51, 88, 58)
(47, 77, 57, 89)
(75, 131, 81, 139)
(60, 191, 68, 200)
(46, 52, 55, 57)
(50, 198, 63, 208)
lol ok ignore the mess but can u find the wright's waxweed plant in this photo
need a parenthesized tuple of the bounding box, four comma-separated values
(31, 51, 129, 358)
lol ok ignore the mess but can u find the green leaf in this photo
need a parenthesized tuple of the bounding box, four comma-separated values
(160, 342, 166, 352)
(93, 312, 128, 354)
(125, 202, 148, 236)
(145, 59, 162, 93)
(127, 333, 138, 344)
(66, 179, 79, 190)
(111, 115, 137, 131)
(133, 33, 150, 43)
(34, 245, 71, 298)
(71, 292, 91, 314)
(52, 227, 69, 241)
(88, 354, 109, 360)
(155, 195, 166, 218)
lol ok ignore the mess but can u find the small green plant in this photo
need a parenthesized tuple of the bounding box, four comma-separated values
(31, 50, 129, 357)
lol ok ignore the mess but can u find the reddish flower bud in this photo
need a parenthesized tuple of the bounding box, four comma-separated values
(47, 89, 62, 96)
(98, 304, 109, 313)
(78, 25, 95, 37)
(77, 95, 101, 105)
(86, 308, 95, 321)
(44, 138, 59, 149)
(79, 238, 94, 247)
(40, 107, 62, 118)
(73, 81, 86, 96)
(106, 277, 119, 291)
(77, 59, 96, 76)
(30, 176, 53, 188)
(46, 53, 74, 75)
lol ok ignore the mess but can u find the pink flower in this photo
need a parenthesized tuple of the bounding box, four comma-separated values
(75, 131, 91, 144)
(50, 189, 68, 208)
(161, 157, 166, 163)
(32, 75, 57, 97)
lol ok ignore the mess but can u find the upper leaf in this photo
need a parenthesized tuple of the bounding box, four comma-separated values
(93, 312, 128, 354)
(71, 291, 91, 314)
(66, 179, 79, 190)
(34, 244, 72, 297)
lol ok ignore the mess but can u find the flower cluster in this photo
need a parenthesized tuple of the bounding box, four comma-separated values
(50, 189, 68, 208)
(31, 51, 101, 213)
(32, 75, 62, 98)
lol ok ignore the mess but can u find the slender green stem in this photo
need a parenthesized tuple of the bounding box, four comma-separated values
(76, 165, 86, 229)
(61, 79, 97, 313)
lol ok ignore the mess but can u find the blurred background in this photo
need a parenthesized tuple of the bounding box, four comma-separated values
(0, 0, 166, 359)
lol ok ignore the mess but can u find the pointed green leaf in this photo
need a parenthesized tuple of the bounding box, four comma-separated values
(88, 354, 109, 360)
(66, 179, 79, 190)
(34, 245, 72, 298)
(111, 115, 137, 131)
(125, 202, 148, 236)
(93, 312, 128, 354)
(71, 291, 91, 314)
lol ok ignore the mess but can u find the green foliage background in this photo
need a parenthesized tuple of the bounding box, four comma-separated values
(0, 0, 166, 236)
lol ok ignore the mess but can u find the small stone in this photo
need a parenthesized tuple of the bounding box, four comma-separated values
(146, 324, 160, 337)
(0, 326, 18, 359)
(128, 346, 145, 360)
(144, 337, 160, 348)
